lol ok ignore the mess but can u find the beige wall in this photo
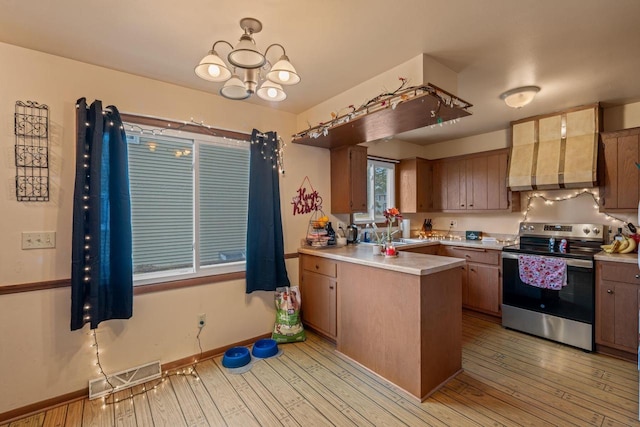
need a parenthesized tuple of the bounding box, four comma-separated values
(0, 42, 327, 414)
(2, 37, 640, 415)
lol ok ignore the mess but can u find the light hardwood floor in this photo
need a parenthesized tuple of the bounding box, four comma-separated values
(4, 311, 640, 426)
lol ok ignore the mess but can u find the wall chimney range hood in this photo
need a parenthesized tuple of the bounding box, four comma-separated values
(507, 104, 601, 191)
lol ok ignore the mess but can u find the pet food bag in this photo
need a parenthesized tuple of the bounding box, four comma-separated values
(272, 286, 306, 343)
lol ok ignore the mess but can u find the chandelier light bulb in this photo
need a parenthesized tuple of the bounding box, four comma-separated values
(207, 64, 221, 78)
(257, 80, 286, 101)
(278, 70, 290, 82)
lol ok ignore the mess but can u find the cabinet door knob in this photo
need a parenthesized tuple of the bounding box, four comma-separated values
(469, 204, 474, 207)
(465, 254, 471, 258)
(607, 289, 614, 294)
(470, 268, 476, 272)
(329, 286, 334, 290)
(315, 264, 319, 269)
(635, 274, 640, 279)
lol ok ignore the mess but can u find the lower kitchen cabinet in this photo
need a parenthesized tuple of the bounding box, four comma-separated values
(399, 244, 440, 255)
(595, 261, 640, 360)
(439, 245, 501, 316)
(299, 254, 337, 340)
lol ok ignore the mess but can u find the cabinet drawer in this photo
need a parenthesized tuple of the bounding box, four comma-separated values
(439, 246, 500, 265)
(301, 255, 337, 277)
(599, 261, 640, 284)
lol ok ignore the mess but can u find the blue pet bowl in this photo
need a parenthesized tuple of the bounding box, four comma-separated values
(222, 346, 251, 368)
(252, 338, 278, 359)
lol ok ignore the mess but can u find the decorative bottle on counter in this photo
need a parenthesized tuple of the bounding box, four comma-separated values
(326, 222, 336, 246)
(614, 227, 624, 241)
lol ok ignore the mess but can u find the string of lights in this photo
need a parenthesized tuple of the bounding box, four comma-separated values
(75, 102, 287, 173)
(292, 79, 471, 141)
(91, 326, 205, 409)
(521, 189, 632, 231)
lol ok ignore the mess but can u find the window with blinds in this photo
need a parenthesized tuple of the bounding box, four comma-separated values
(126, 125, 249, 285)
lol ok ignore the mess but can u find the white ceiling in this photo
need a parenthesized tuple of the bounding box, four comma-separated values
(1, 0, 640, 144)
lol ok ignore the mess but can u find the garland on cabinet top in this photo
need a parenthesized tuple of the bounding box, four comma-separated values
(74, 103, 287, 174)
(291, 77, 472, 141)
(521, 190, 632, 229)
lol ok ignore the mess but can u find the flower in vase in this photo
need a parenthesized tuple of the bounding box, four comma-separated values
(382, 207, 402, 242)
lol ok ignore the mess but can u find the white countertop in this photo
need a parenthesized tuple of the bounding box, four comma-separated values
(359, 238, 509, 251)
(298, 244, 465, 276)
(594, 252, 639, 264)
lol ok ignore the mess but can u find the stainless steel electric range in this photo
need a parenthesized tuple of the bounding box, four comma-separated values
(501, 222, 609, 351)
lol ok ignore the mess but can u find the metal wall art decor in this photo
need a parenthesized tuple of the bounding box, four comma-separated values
(291, 175, 323, 215)
(14, 100, 50, 201)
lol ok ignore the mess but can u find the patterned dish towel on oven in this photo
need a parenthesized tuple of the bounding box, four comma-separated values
(518, 255, 567, 290)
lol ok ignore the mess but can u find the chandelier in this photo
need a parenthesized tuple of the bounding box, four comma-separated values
(195, 17, 300, 102)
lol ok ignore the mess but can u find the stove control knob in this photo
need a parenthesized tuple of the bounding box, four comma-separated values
(592, 228, 600, 235)
(583, 227, 591, 235)
(520, 224, 528, 231)
(528, 225, 535, 231)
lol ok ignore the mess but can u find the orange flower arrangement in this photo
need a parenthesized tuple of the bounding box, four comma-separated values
(383, 207, 402, 242)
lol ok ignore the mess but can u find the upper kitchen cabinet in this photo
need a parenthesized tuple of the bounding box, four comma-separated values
(396, 157, 433, 213)
(330, 145, 368, 214)
(432, 149, 518, 212)
(599, 126, 640, 211)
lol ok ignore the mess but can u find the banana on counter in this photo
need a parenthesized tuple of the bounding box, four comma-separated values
(600, 235, 637, 254)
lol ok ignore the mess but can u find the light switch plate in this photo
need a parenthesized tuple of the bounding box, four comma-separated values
(22, 232, 56, 249)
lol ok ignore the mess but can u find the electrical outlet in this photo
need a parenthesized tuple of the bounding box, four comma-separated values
(197, 313, 206, 328)
(449, 220, 457, 228)
(22, 232, 56, 249)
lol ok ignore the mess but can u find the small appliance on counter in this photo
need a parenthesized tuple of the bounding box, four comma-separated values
(465, 230, 482, 240)
(346, 224, 359, 244)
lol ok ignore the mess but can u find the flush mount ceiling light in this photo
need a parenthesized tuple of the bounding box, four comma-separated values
(500, 86, 541, 108)
(195, 17, 300, 102)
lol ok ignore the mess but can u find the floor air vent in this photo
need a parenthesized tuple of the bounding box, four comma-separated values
(89, 360, 162, 400)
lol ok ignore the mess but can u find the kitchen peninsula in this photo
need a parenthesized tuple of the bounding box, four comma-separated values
(298, 245, 465, 400)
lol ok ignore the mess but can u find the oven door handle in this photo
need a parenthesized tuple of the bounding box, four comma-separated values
(501, 252, 593, 269)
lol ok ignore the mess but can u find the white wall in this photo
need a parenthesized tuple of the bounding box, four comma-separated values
(0, 42, 328, 414)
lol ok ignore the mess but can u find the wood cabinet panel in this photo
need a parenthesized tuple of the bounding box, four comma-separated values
(439, 246, 500, 265)
(431, 161, 445, 211)
(467, 156, 488, 209)
(397, 158, 432, 213)
(600, 127, 640, 211)
(467, 263, 500, 315)
(301, 256, 337, 278)
(299, 254, 338, 340)
(595, 261, 640, 358)
(446, 159, 466, 210)
(431, 149, 518, 212)
(399, 244, 440, 255)
(487, 153, 510, 210)
(300, 270, 337, 339)
(330, 145, 367, 214)
(438, 245, 501, 316)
